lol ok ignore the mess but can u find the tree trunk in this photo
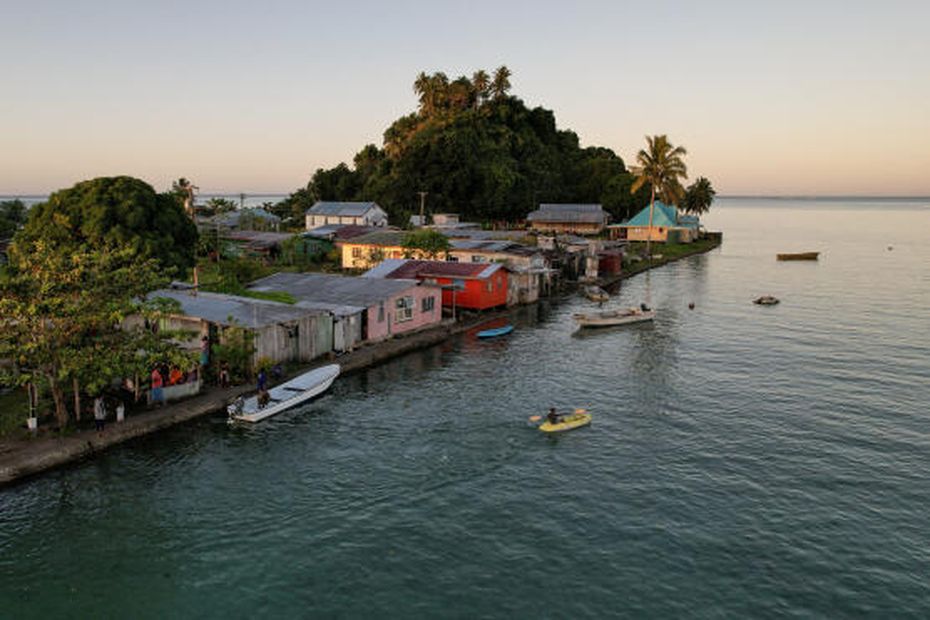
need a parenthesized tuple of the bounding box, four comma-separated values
(49, 376, 68, 429)
(646, 186, 656, 259)
(72, 376, 81, 422)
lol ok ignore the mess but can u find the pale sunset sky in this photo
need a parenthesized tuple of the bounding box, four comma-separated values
(1, 0, 928, 196)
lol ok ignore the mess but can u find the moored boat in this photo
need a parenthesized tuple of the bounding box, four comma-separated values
(539, 409, 592, 433)
(228, 364, 340, 423)
(753, 295, 780, 305)
(477, 325, 514, 339)
(777, 252, 819, 261)
(573, 307, 655, 328)
(584, 286, 609, 303)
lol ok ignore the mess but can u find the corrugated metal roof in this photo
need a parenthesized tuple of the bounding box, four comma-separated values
(307, 201, 382, 217)
(150, 289, 319, 328)
(449, 239, 518, 252)
(363, 259, 504, 280)
(526, 203, 608, 224)
(249, 272, 420, 307)
(340, 230, 408, 246)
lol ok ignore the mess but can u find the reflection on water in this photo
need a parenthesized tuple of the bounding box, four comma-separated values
(2, 199, 930, 617)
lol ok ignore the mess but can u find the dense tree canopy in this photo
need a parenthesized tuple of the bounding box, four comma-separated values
(281, 68, 650, 225)
(15, 176, 198, 275)
(0, 199, 27, 238)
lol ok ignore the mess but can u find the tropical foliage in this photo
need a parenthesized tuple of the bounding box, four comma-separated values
(15, 176, 198, 275)
(0, 199, 27, 238)
(402, 229, 451, 259)
(280, 68, 650, 225)
(681, 177, 716, 215)
(0, 242, 193, 428)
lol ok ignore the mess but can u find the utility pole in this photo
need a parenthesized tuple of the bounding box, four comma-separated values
(417, 191, 427, 226)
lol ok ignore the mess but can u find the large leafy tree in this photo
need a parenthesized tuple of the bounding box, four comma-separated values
(402, 229, 450, 259)
(630, 135, 688, 256)
(681, 176, 716, 215)
(15, 176, 198, 275)
(0, 242, 192, 427)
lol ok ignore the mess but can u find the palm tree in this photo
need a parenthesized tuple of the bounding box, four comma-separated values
(491, 65, 512, 100)
(630, 135, 688, 258)
(472, 70, 490, 109)
(681, 177, 715, 215)
(413, 72, 432, 115)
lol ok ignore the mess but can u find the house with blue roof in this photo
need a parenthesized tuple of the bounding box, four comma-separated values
(305, 201, 388, 230)
(609, 201, 701, 243)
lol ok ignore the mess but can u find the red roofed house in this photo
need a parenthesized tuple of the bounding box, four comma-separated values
(363, 259, 508, 311)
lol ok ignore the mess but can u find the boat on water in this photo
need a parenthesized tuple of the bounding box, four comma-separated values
(228, 364, 341, 423)
(777, 252, 819, 261)
(754, 295, 780, 305)
(574, 307, 655, 328)
(539, 409, 592, 433)
(477, 325, 514, 339)
(584, 286, 609, 303)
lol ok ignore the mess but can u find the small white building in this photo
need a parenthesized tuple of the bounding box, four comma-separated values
(306, 201, 388, 230)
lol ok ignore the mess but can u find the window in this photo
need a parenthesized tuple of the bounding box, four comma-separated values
(422, 296, 435, 312)
(352, 247, 362, 258)
(395, 296, 414, 322)
(486, 280, 492, 293)
(453, 279, 465, 290)
(448, 256, 459, 262)
(378, 302, 385, 323)
(471, 255, 486, 263)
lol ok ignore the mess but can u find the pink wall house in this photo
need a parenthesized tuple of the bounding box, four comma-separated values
(363, 281, 442, 342)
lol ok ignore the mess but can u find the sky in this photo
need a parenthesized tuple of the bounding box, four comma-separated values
(1, 0, 929, 196)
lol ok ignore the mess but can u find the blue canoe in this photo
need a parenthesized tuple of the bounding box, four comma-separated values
(477, 325, 514, 339)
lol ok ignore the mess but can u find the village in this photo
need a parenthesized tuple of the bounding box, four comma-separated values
(0, 196, 718, 484)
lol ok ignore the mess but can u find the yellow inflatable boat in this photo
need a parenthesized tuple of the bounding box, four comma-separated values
(538, 409, 592, 433)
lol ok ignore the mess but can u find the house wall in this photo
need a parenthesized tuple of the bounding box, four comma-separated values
(431, 272, 508, 310)
(340, 243, 433, 269)
(364, 284, 442, 342)
(529, 221, 603, 235)
(251, 313, 331, 365)
(507, 271, 540, 306)
(621, 226, 696, 243)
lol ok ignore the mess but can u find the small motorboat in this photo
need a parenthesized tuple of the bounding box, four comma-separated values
(574, 307, 655, 328)
(777, 252, 819, 261)
(753, 295, 780, 305)
(228, 364, 340, 423)
(539, 409, 592, 434)
(477, 325, 514, 339)
(584, 286, 609, 303)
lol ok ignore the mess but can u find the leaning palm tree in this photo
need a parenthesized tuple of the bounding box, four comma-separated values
(630, 135, 688, 258)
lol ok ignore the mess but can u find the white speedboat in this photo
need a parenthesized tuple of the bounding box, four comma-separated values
(573, 307, 656, 328)
(228, 364, 341, 423)
(584, 286, 609, 303)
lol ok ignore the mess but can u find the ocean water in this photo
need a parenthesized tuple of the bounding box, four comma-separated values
(2, 198, 930, 617)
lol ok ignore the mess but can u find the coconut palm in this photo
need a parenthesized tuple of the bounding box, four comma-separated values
(472, 70, 490, 108)
(491, 65, 512, 100)
(681, 176, 715, 215)
(630, 135, 688, 257)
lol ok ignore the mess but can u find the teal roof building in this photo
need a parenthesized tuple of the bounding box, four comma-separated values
(624, 201, 698, 230)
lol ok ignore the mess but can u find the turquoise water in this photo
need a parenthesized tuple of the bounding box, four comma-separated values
(2, 199, 930, 617)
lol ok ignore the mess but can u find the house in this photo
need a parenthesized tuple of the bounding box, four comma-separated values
(364, 259, 508, 311)
(338, 230, 440, 270)
(447, 239, 553, 305)
(210, 207, 281, 232)
(305, 201, 388, 230)
(609, 201, 700, 243)
(248, 272, 442, 344)
(148, 289, 333, 367)
(526, 204, 609, 235)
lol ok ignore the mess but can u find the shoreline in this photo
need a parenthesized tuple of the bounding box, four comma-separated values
(0, 237, 721, 488)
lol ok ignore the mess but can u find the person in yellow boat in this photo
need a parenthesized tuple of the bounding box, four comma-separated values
(547, 408, 560, 425)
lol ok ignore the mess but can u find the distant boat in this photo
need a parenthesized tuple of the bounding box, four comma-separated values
(573, 307, 655, 328)
(777, 252, 819, 261)
(228, 364, 340, 423)
(753, 295, 780, 305)
(477, 325, 514, 339)
(584, 286, 609, 303)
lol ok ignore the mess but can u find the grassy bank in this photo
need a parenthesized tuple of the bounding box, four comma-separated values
(622, 237, 721, 277)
